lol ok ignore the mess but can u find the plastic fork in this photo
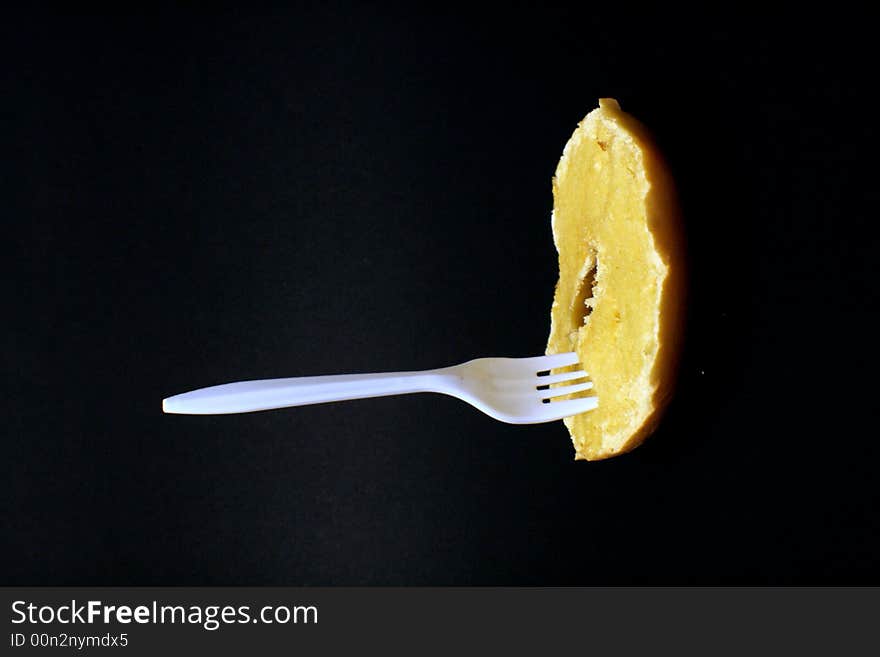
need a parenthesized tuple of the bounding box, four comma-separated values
(162, 352, 597, 424)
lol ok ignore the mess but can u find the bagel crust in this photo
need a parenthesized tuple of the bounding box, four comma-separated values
(547, 99, 685, 460)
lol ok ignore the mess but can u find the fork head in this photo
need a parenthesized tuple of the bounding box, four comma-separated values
(452, 352, 598, 424)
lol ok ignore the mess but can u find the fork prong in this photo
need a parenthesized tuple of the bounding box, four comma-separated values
(543, 381, 594, 399)
(530, 396, 599, 422)
(538, 370, 588, 386)
(535, 352, 580, 372)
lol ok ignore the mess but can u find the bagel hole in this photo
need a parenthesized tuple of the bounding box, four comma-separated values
(572, 251, 599, 327)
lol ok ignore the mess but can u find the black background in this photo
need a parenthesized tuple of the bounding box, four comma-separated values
(4, 6, 878, 584)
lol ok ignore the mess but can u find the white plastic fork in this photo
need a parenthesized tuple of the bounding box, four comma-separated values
(162, 352, 597, 424)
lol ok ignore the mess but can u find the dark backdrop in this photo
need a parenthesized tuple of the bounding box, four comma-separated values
(4, 6, 877, 584)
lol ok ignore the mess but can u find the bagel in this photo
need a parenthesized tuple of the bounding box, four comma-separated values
(547, 98, 685, 460)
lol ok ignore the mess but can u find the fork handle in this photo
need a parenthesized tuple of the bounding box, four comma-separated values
(162, 369, 456, 415)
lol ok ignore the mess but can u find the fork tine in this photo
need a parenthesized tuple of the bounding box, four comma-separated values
(479, 353, 581, 380)
(534, 352, 580, 371)
(538, 370, 588, 386)
(543, 381, 594, 399)
(530, 396, 599, 422)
